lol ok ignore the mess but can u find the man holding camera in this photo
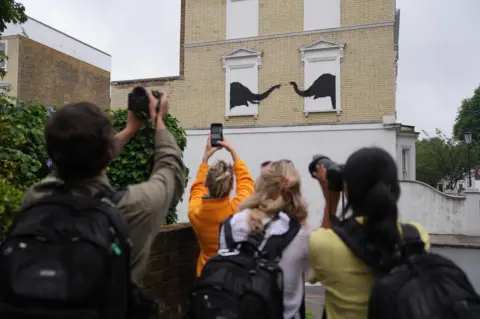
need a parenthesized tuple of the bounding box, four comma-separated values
(19, 89, 186, 285)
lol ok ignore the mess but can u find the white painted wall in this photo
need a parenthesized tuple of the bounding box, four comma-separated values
(178, 123, 397, 229)
(396, 134, 416, 180)
(3, 18, 110, 71)
(399, 181, 480, 236)
(398, 181, 466, 235)
(226, 0, 259, 39)
(304, 0, 341, 31)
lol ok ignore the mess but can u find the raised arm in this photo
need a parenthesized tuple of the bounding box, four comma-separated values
(113, 111, 143, 157)
(230, 160, 254, 207)
(123, 92, 185, 228)
(313, 164, 340, 229)
(217, 139, 254, 208)
(118, 91, 186, 283)
(188, 163, 209, 217)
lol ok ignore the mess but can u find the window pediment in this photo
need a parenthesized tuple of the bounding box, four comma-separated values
(222, 47, 262, 70)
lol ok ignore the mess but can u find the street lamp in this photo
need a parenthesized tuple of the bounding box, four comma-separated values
(465, 132, 473, 187)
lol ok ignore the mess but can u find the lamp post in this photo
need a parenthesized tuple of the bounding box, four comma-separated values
(465, 132, 472, 187)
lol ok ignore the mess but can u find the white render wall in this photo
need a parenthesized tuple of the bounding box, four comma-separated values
(178, 123, 397, 228)
(3, 18, 111, 71)
(177, 125, 480, 236)
(399, 181, 480, 236)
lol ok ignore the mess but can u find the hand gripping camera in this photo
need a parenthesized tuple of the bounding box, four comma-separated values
(127, 87, 163, 120)
(308, 155, 344, 192)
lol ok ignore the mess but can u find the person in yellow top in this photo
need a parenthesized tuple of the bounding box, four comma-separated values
(188, 136, 254, 277)
(308, 147, 430, 319)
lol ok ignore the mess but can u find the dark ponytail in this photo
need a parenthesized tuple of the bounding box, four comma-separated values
(343, 147, 402, 268)
(363, 181, 401, 264)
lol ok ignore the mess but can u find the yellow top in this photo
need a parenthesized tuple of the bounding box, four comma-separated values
(188, 159, 254, 277)
(309, 217, 430, 319)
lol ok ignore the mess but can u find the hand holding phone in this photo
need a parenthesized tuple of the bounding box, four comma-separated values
(210, 123, 223, 147)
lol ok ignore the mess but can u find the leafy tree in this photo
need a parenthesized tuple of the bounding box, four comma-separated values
(453, 85, 480, 142)
(416, 129, 477, 190)
(0, 0, 28, 78)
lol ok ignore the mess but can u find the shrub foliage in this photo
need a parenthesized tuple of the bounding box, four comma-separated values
(0, 96, 188, 237)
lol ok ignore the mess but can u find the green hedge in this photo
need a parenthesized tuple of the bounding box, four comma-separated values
(0, 96, 188, 235)
(106, 108, 189, 224)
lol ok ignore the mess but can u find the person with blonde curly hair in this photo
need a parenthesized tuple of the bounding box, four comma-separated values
(188, 135, 254, 277)
(218, 159, 311, 319)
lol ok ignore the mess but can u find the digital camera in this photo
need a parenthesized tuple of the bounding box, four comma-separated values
(308, 155, 344, 192)
(127, 87, 163, 120)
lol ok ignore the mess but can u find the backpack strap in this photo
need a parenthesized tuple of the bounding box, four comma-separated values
(94, 188, 130, 242)
(332, 218, 382, 274)
(219, 215, 236, 250)
(261, 217, 301, 262)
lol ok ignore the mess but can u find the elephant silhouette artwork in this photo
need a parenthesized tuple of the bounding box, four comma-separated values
(290, 73, 336, 109)
(229, 82, 281, 110)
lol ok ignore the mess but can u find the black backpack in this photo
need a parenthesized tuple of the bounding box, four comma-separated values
(331, 218, 480, 319)
(0, 187, 158, 319)
(187, 214, 301, 319)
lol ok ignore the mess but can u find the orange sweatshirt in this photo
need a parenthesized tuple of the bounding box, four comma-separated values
(188, 159, 254, 277)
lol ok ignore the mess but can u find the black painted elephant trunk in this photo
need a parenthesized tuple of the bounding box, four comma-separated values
(290, 73, 336, 109)
(230, 82, 281, 110)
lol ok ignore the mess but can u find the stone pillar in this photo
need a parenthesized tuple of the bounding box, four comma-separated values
(464, 188, 480, 236)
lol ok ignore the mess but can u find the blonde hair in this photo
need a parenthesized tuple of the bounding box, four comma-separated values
(238, 160, 308, 231)
(205, 160, 234, 198)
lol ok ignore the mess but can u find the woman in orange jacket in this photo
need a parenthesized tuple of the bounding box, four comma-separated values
(188, 136, 254, 277)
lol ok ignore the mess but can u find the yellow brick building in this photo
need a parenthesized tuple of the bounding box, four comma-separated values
(111, 0, 399, 129)
(110, 0, 417, 225)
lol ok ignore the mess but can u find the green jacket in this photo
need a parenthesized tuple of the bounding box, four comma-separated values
(21, 128, 186, 285)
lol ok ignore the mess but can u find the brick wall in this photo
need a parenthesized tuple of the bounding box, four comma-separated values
(143, 223, 199, 319)
(110, 0, 397, 129)
(17, 37, 110, 108)
(184, 0, 395, 44)
(111, 26, 396, 129)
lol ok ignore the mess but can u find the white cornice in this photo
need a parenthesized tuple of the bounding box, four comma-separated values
(185, 22, 394, 48)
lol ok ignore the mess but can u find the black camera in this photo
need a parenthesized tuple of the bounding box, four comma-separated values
(128, 86, 163, 120)
(308, 155, 344, 192)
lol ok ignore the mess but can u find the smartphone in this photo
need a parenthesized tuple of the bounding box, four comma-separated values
(210, 123, 223, 147)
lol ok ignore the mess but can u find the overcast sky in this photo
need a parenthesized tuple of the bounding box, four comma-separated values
(17, 0, 480, 137)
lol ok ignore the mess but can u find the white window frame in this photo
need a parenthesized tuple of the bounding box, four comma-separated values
(401, 147, 411, 180)
(221, 47, 262, 119)
(0, 40, 7, 72)
(299, 38, 344, 116)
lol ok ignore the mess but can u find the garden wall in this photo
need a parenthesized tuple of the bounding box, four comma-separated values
(143, 223, 199, 319)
